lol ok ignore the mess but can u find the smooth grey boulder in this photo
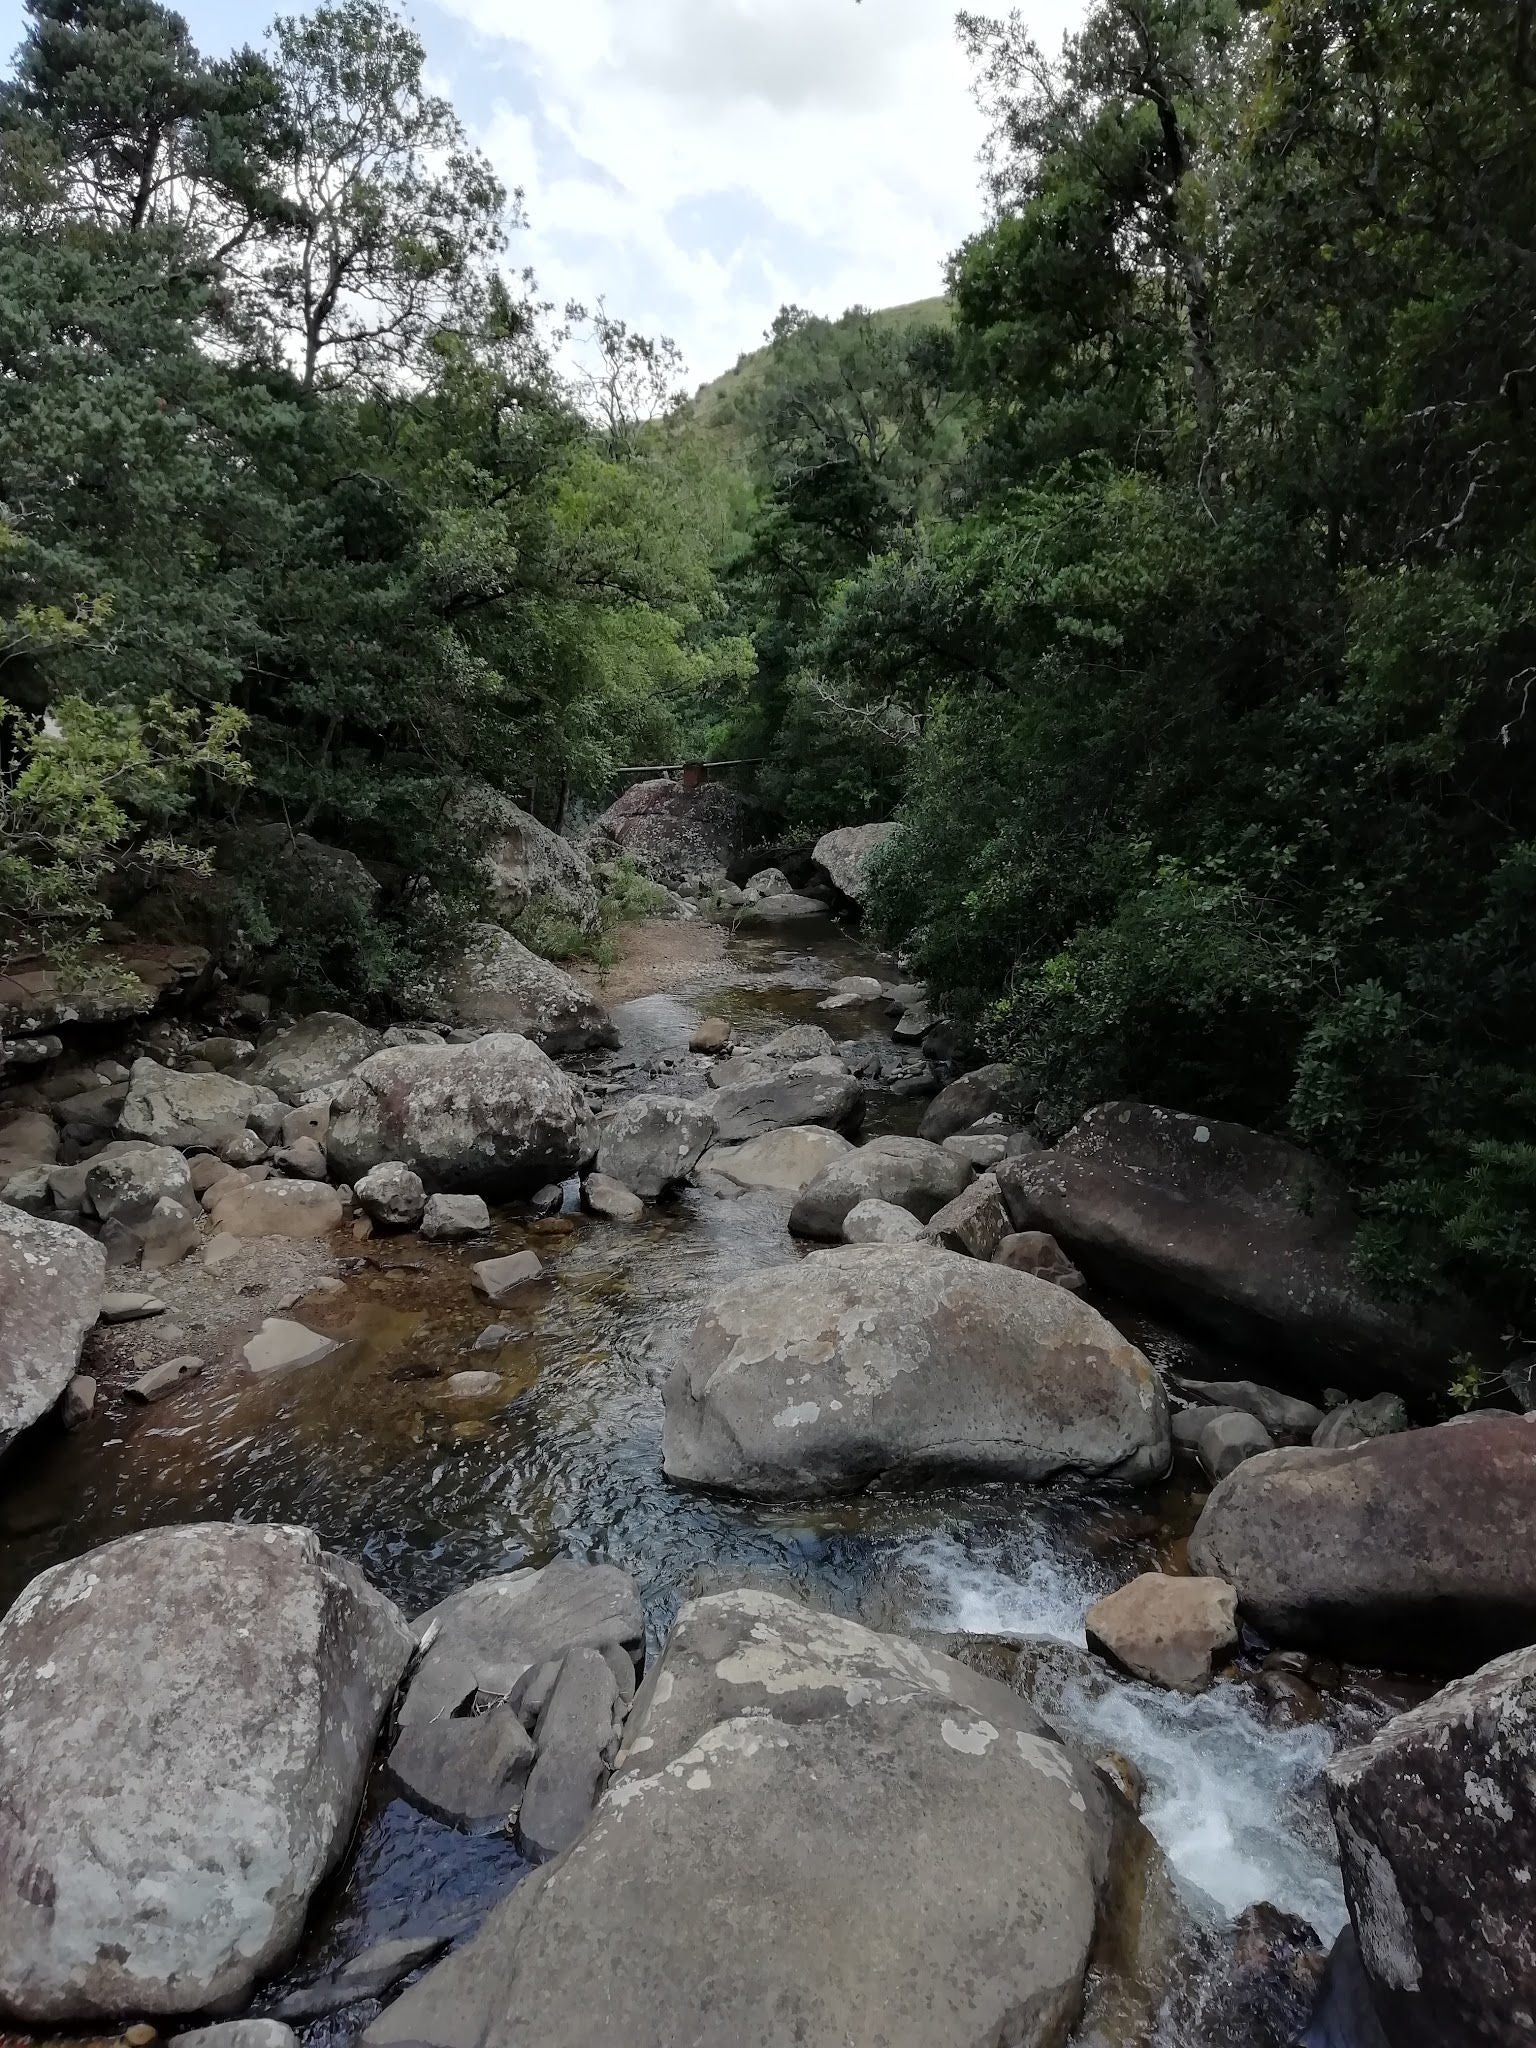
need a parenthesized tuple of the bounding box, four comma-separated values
(118, 1058, 270, 1151)
(1189, 1413, 1536, 1669)
(789, 1134, 971, 1241)
(1197, 1409, 1274, 1482)
(994, 1102, 1481, 1395)
(442, 925, 618, 1055)
(595, 1094, 716, 1200)
(1172, 1403, 1246, 1448)
(272, 1136, 327, 1181)
(843, 1197, 927, 1244)
(696, 1125, 856, 1194)
(0, 1207, 106, 1451)
(387, 1706, 535, 1831)
(328, 1034, 598, 1197)
(0, 1523, 411, 2023)
(663, 1245, 1170, 1499)
(708, 1058, 862, 1146)
(364, 1589, 1141, 2048)
(399, 1561, 644, 1730)
(1312, 1393, 1408, 1449)
(246, 1012, 382, 1104)
(813, 821, 898, 904)
(518, 1647, 624, 1862)
(922, 1171, 1011, 1259)
(422, 1193, 492, 1241)
(355, 1161, 427, 1230)
(581, 1172, 644, 1222)
(1175, 1377, 1323, 1441)
(1326, 1643, 1536, 2048)
(918, 1063, 1033, 1144)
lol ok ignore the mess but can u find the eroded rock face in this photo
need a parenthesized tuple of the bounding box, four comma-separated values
(663, 1245, 1169, 1498)
(1327, 1644, 1536, 2048)
(0, 1208, 105, 1451)
(595, 1095, 716, 1201)
(812, 821, 898, 905)
(442, 926, 618, 1055)
(994, 1102, 1479, 1395)
(245, 1012, 383, 1104)
(1188, 1414, 1536, 1670)
(328, 1034, 598, 1197)
(0, 1523, 411, 2023)
(365, 1589, 1138, 2048)
(118, 1058, 269, 1151)
(789, 1134, 972, 1241)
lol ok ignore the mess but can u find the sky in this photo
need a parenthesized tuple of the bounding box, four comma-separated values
(0, 0, 1085, 390)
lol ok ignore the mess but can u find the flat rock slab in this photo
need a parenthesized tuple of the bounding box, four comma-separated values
(208, 1177, 343, 1239)
(244, 1318, 340, 1374)
(387, 1707, 535, 1831)
(99, 1290, 168, 1323)
(119, 1059, 269, 1151)
(127, 1354, 206, 1403)
(0, 1208, 106, 1451)
(0, 1524, 410, 2022)
(1085, 1573, 1238, 1693)
(708, 1059, 862, 1146)
(365, 1589, 1130, 2048)
(172, 2025, 298, 2048)
(663, 1244, 1170, 1499)
(472, 1250, 543, 1304)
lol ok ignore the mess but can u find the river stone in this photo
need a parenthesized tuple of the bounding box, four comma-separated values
(1198, 1409, 1274, 1481)
(518, 1647, 624, 1862)
(272, 1136, 327, 1181)
(696, 1126, 856, 1197)
(328, 1034, 597, 1197)
(245, 1012, 382, 1104)
(813, 821, 898, 904)
(843, 1197, 927, 1244)
(922, 1171, 1011, 1259)
(0, 1109, 59, 1177)
(1326, 1642, 1536, 2047)
(355, 1161, 427, 1230)
(1085, 1573, 1238, 1694)
(918, 1063, 1033, 1144)
(788, 1133, 972, 1241)
(0, 1208, 106, 1452)
(387, 1705, 536, 1831)
(1189, 1413, 1536, 1669)
(993, 1231, 1085, 1291)
(268, 1934, 453, 2022)
(422, 1193, 492, 1241)
(365, 1589, 1129, 2048)
(742, 865, 792, 900)
(444, 925, 619, 1055)
(127, 1354, 206, 1403)
(994, 1102, 1480, 1396)
(1172, 1403, 1246, 1448)
(731, 890, 827, 926)
(244, 1318, 339, 1374)
(0, 1523, 411, 2023)
(206, 1176, 343, 1239)
(582, 1172, 644, 1222)
(118, 1058, 270, 1152)
(1176, 1377, 1324, 1442)
(1312, 1393, 1408, 1449)
(595, 1094, 716, 1200)
(943, 1132, 1011, 1170)
(61, 1373, 96, 1428)
(708, 1058, 862, 1145)
(689, 1016, 732, 1053)
(471, 1250, 542, 1304)
(85, 1141, 193, 1225)
(663, 1245, 1169, 1499)
(399, 1561, 644, 1729)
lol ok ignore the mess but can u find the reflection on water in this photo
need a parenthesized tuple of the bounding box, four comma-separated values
(0, 914, 1353, 2000)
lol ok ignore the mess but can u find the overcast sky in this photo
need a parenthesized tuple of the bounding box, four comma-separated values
(0, 0, 1085, 388)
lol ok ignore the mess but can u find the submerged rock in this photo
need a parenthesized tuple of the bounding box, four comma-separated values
(1189, 1413, 1536, 1669)
(663, 1244, 1170, 1499)
(0, 1523, 411, 2022)
(788, 1134, 971, 1241)
(328, 1034, 597, 1197)
(0, 1207, 106, 1451)
(366, 1588, 1166, 2048)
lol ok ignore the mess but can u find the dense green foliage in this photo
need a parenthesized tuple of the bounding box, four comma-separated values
(714, 0, 1536, 1328)
(0, 0, 740, 1004)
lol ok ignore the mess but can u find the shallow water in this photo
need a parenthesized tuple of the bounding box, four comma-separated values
(0, 910, 1355, 2023)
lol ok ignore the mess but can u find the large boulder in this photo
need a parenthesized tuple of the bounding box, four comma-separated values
(708, 1059, 863, 1146)
(0, 1208, 105, 1451)
(365, 1589, 1157, 2048)
(812, 821, 898, 905)
(696, 1125, 856, 1194)
(328, 1034, 598, 1197)
(118, 1058, 269, 1152)
(471, 791, 600, 934)
(589, 779, 747, 891)
(663, 1244, 1169, 1498)
(994, 1101, 1479, 1394)
(594, 1094, 716, 1201)
(0, 1524, 411, 2023)
(918, 1062, 1033, 1144)
(1326, 1644, 1536, 2048)
(1188, 1414, 1536, 1670)
(730, 891, 827, 927)
(85, 1141, 200, 1269)
(245, 1012, 383, 1104)
(789, 1133, 972, 1241)
(440, 925, 618, 1055)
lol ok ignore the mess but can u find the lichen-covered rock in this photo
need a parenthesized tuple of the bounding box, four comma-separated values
(843, 1197, 927, 1244)
(0, 1523, 411, 2023)
(708, 1059, 862, 1146)
(245, 1012, 382, 1104)
(354, 1161, 427, 1230)
(205, 1177, 343, 1239)
(663, 1244, 1169, 1498)
(0, 1208, 105, 1451)
(588, 778, 747, 891)
(789, 1134, 972, 1241)
(697, 1125, 857, 1194)
(437, 925, 618, 1055)
(472, 791, 600, 934)
(1327, 1643, 1536, 2047)
(595, 1094, 716, 1200)
(118, 1058, 269, 1152)
(328, 1034, 597, 1197)
(812, 821, 898, 905)
(922, 1172, 1011, 1259)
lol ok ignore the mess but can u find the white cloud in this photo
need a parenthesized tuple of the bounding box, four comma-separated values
(438, 1, 1064, 388)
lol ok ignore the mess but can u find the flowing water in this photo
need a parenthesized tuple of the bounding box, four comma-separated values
(0, 913, 1370, 2026)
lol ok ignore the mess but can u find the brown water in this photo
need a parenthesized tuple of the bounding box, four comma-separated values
(0, 913, 1360, 2027)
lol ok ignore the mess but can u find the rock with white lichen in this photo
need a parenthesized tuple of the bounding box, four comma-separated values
(0, 1207, 105, 1451)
